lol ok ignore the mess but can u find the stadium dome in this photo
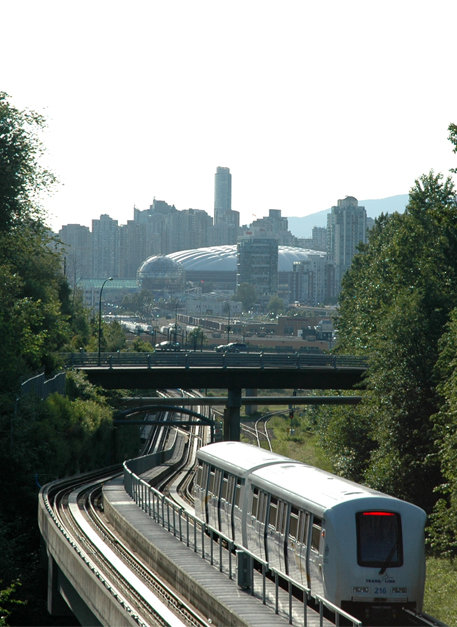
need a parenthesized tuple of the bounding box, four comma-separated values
(166, 244, 326, 273)
(137, 255, 185, 292)
(135, 245, 324, 291)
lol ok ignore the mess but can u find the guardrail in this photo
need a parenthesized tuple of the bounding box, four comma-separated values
(123, 458, 362, 627)
(62, 351, 367, 370)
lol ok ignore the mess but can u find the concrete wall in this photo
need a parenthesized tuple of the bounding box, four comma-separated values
(38, 487, 140, 626)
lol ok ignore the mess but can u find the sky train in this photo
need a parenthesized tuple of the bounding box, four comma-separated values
(194, 441, 426, 623)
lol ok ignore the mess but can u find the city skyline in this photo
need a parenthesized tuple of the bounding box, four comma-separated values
(2, 1, 457, 233)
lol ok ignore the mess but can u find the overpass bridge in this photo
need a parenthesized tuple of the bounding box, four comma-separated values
(66, 351, 367, 439)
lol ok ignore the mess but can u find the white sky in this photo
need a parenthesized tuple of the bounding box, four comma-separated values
(2, 0, 457, 232)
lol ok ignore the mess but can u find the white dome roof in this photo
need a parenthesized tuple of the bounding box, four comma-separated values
(165, 245, 325, 272)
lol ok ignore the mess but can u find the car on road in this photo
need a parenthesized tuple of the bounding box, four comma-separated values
(215, 342, 248, 353)
(155, 341, 181, 351)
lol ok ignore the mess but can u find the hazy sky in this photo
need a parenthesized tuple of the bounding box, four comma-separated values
(2, 0, 457, 232)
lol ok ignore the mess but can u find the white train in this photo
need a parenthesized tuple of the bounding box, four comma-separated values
(194, 441, 426, 623)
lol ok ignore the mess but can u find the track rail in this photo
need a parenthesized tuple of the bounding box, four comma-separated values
(41, 392, 444, 627)
(42, 464, 210, 626)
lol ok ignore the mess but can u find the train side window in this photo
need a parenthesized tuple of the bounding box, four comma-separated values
(277, 500, 288, 535)
(221, 472, 229, 501)
(234, 479, 243, 506)
(311, 517, 322, 551)
(214, 469, 223, 498)
(258, 490, 269, 525)
(269, 495, 278, 527)
(251, 487, 259, 518)
(298, 511, 309, 544)
(208, 466, 216, 494)
(289, 506, 299, 539)
(227, 474, 237, 505)
(195, 462, 203, 487)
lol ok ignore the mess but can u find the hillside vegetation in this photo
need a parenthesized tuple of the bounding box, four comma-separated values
(1, 92, 457, 623)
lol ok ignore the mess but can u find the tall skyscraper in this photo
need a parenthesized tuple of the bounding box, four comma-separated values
(213, 166, 239, 245)
(327, 196, 367, 295)
(58, 223, 92, 280)
(92, 214, 120, 278)
(237, 230, 279, 303)
(214, 166, 232, 223)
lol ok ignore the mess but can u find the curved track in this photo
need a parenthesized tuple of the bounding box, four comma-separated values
(41, 390, 212, 627)
(41, 392, 444, 627)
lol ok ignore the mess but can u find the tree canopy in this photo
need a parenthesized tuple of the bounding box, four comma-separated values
(0, 94, 139, 623)
(327, 147, 457, 553)
(0, 92, 55, 231)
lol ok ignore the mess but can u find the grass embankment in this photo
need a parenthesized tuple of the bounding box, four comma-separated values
(242, 405, 456, 626)
(423, 558, 457, 625)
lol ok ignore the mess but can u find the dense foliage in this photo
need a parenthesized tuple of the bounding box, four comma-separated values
(0, 94, 138, 624)
(321, 154, 457, 554)
(0, 92, 55, 231)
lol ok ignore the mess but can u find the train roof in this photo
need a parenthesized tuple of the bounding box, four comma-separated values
(197, 441, 289, 477)
(198, 442, 425, 519)
(250, 462, 410, 517)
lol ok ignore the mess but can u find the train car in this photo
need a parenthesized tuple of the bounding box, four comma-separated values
(194, 441, 289, 543)
(194, 441, 426, 623)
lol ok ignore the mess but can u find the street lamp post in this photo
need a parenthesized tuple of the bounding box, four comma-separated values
(226, 302, 231, 344)
(98, 277, 113, 365)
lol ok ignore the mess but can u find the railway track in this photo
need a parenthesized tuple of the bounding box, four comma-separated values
(44, 467, 209, 626)
(41, 391, 446, 627)
(41, 392, 212, 627)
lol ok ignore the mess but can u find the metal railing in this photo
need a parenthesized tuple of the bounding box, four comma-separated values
(123, 459, 362, 627)
(63, 351, 367, 370)
(20, 371, 66, 400)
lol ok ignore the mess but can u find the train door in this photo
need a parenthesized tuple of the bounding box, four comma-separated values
(193, 461, 209, 523)
(247, 487, 269, 560)
(206, 465, 222, 530)
(233, 477, 244, 544)
(309, 515, 325, 596)
(288, 507, 310, 587)
(219, 471, 235, 539)
(265, 497, 289, 574)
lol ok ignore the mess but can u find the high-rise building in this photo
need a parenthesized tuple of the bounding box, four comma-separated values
(250, 209, 295, 246)
(289, 254, 330, 306)
(213, 166, 240, 245)
(327, 196, 367, 295)
(214, 166, 232, 221)
(92, 214, 120, 278)
(237, 230, 279, 303)
(58, 223, 92, 280)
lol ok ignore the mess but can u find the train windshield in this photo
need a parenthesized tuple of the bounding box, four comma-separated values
(356, 511, 403, 569)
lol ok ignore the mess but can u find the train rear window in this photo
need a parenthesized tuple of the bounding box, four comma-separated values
(356, 511, 403, 568)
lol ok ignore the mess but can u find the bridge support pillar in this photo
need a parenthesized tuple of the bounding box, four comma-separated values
(245, 388, 257, 415)
(47, 554, 73, 618)
(223, 388, 241, 441)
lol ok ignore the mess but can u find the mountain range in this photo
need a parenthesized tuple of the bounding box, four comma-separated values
(286, 194, 409, 238)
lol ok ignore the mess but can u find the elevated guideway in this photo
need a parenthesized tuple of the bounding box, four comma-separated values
(66, 351, 367, 392)
(39, 436, 442, 627)
(67, 351, 366, 440)
(39, 436, 361, 626)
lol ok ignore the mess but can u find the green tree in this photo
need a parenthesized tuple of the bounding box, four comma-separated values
(121, 289, 155, 317)
(234, 282, 257, 311)
(0, 95, 105, 624)
(427, 308, 457, 556)
(267, 295, 285, 317)
(188, 326, 205, 350)
(333, 170, 457, 511)
(0, 92, 55, 231)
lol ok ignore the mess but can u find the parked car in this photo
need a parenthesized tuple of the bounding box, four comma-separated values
(215, 342, 248, 353)
(155, 341, 181, 351)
